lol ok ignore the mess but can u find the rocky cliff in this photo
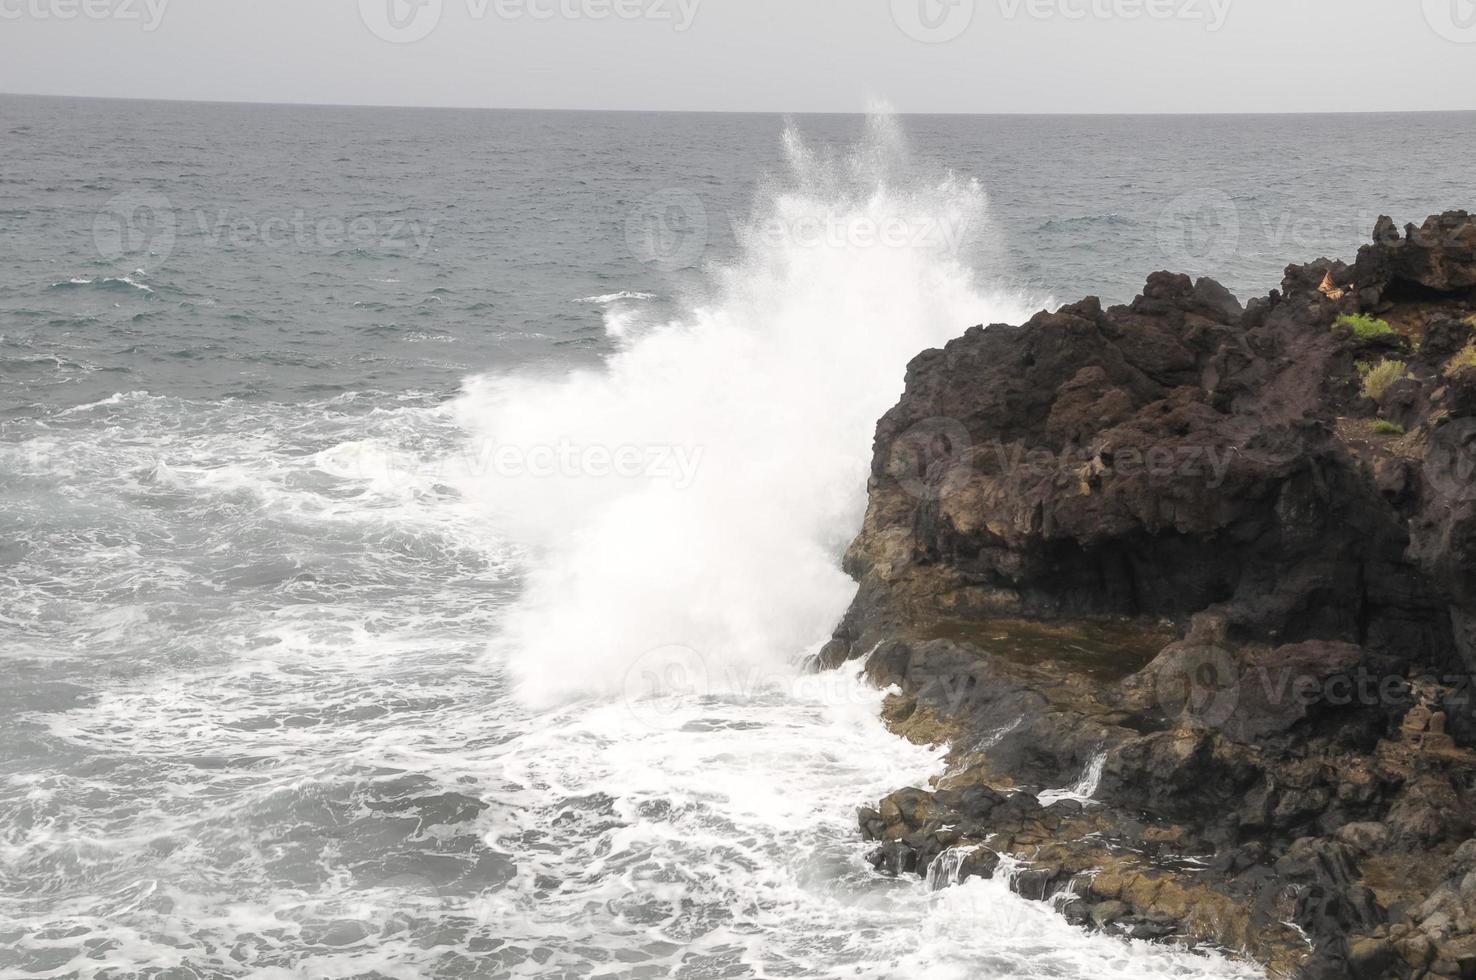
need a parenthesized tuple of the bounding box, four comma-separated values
(826, 211, 1476, 978)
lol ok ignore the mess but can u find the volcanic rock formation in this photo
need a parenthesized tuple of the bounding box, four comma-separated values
(830, 211, 1476, 979)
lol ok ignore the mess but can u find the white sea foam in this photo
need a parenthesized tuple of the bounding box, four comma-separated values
(572, 291, 658, 304)
(50, 274, 155, 293)
(449, 113, 1040, 707)
(1039, 750, 1109, 807)
(22, 648, 1258, 979)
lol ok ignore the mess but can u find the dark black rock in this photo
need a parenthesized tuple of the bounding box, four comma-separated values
(846, 212, 1476, 979)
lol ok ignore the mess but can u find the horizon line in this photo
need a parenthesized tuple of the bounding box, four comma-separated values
(4, 90, 1475, 117)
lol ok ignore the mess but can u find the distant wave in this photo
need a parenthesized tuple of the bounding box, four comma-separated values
(0, 354, 91, 373)
(571, 291, 656, 304)
(49, 274, 155, 294)
(58, 390, 161, 414)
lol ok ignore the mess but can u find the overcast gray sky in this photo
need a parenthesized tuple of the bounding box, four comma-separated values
(2, 0, 1474, 113)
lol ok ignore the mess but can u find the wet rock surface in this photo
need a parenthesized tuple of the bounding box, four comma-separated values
(833, 213, 1476, 978)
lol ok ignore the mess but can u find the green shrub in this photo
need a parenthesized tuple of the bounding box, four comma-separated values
(1336, 314, 1395, 341)
(1372, 420, 1405, 436)
(1358, 358, 1407, 401)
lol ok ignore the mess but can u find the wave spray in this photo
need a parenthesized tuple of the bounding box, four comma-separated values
(451, 113, 1039, 705)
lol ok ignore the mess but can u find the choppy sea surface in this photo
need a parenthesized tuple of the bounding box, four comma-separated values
(2, 95, 1471, 979)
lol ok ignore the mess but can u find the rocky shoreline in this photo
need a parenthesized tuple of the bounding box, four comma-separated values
(825, 212, 1476, 978)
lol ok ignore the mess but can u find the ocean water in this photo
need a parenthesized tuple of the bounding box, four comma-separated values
(2, 94, 1472, 979)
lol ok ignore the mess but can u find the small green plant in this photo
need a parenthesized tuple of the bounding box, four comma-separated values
(1372, 420, 1405, 436)
(1463, 314, 1476, 328)
(1450, 342, 1476, 372)
(1358, 358, 1408, 401)
(1336, 314, 1395, 341)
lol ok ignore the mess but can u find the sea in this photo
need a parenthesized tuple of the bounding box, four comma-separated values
(2, 94, 1471, 979)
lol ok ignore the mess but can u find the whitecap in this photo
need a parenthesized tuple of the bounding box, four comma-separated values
(572, 291, 658, 304)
